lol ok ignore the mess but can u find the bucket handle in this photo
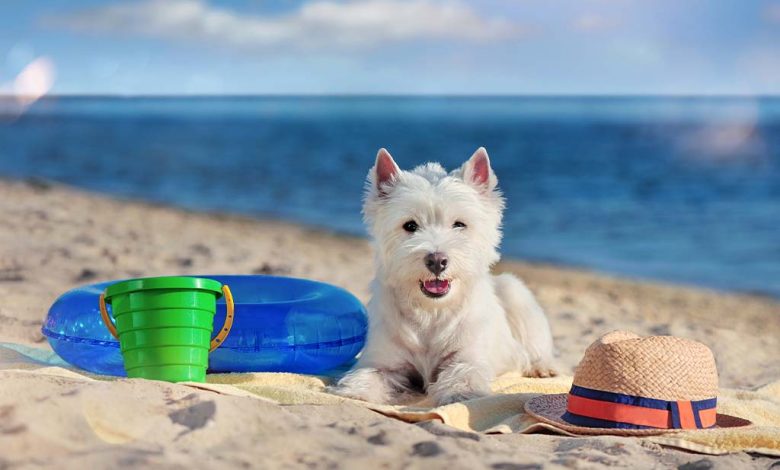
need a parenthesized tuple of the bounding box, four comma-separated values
(99, 285, 235, 353)
(98, 292, 120, 340)
(210, 285, 235, 352)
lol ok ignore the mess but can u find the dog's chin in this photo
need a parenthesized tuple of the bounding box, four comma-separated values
(419, 279, 452, 299)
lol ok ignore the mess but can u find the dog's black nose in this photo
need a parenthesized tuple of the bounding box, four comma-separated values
(424, 252, 448, 276)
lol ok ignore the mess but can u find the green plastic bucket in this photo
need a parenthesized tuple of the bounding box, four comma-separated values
(98, 276, 234, 383)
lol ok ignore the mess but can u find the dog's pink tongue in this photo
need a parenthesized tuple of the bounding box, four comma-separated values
(423, 279, 450, 294)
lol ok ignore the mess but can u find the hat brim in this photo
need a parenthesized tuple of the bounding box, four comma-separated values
(524, 394, 752, 436)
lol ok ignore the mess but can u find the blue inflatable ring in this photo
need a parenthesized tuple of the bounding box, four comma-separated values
(42, 275, 367, 376)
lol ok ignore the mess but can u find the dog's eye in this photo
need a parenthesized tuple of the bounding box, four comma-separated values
(402, 220, 418, 233)
(453, 221, 467, 229)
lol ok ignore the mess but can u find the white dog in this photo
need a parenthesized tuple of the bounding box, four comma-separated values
(332, 147, 556, 406)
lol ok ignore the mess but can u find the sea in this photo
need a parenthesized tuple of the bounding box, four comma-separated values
(1, 96, 778, 298)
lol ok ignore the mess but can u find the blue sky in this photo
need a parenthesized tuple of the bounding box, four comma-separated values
(1, 0, 779, 95)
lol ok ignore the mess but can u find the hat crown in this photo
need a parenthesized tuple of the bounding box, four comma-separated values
(572, 331, 718, 401)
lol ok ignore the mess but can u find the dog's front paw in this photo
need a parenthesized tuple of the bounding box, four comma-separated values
(326, 384, 378, 403)
(328, 367, 391, 404)
(526, 362, 559, 378)
(429, 361, 492, 406)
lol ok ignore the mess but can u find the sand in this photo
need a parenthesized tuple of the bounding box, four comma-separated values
(1, 178, 778, 469)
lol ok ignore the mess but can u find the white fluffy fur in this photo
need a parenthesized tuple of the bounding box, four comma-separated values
(331, 147, 556, 406)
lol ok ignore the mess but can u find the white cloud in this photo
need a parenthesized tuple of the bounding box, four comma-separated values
(46, 0, 523, 51)
(573, 14, 619, 32)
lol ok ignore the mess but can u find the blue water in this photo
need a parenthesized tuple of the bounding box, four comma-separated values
(1, 96, 778, 297)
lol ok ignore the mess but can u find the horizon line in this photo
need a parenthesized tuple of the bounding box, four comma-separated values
(2, 92, 780, 99)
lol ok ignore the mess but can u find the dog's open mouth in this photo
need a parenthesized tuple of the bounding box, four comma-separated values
(420, 279, 451, 298)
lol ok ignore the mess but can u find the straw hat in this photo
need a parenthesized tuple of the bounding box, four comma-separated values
(525, 331, 751, 435)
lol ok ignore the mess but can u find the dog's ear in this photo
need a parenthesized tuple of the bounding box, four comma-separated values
(373, 148, 401, 196)
(461, 147, 497, 193)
